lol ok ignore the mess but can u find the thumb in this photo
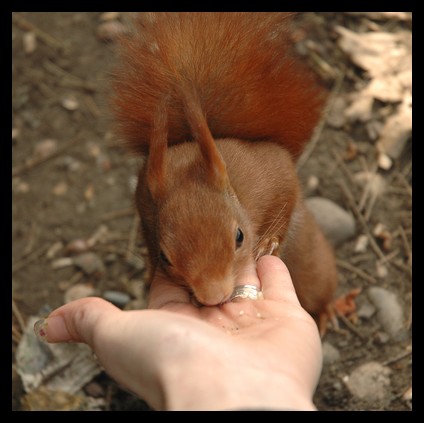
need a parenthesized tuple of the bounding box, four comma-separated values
(34, 297, 121, 344)
(257, 255, 301, 305)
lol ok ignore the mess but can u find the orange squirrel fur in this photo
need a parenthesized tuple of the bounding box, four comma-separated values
(111, 12, 337, 316)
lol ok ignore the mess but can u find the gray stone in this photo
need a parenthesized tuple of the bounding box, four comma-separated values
(344, 361, 392, 409)
(103, 290, 131, 308)
(322, 341, 341, 365)
(368, 287, 406, 340)
(64, 284, 96, 304)
(306, 197, 356, 246)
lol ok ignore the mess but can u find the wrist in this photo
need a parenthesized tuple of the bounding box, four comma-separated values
(160, 357, 316, 411)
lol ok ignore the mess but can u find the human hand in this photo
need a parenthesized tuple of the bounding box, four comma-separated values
(34, 256, 322, 411)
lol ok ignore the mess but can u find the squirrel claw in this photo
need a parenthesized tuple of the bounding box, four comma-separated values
(318, 288, 362, 338)
(255, 237, 280, 261)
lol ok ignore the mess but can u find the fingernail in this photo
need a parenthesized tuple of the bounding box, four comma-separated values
(34, 319, 48, 342)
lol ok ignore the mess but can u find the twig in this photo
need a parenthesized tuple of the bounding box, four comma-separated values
(338, 180, 386, 261)
(398, 225, 412, 264)
(378, 249, 399, 265)
(43, 59, 96, 93)
(12, 136, 83, 177)
(102, 207, 134, 222)
(83, 95, 101, 118)
(59, 78, 97, 93)
(383, 349, 412, 366)
(12, 324, 22, 343)
(297, 70, 345, 170)
(22, 221, 38, 256)
(12, 244, 50, 274)
(126, 213, 141, 262)
(336, 259, 377, 284)
(332, 149, 356, 186)
(12, 13, 64, 51)
(394, 171, 412, 198)
(337, 314, 365, 340)
(12, 298, 26, 333)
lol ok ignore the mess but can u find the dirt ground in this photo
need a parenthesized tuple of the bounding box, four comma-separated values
(12, 12, 412, 411)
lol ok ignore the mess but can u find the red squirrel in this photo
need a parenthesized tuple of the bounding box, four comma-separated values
(111, 12, 338, 317)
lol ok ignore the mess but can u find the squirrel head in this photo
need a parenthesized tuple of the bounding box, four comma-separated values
(138, 88, 255, 305)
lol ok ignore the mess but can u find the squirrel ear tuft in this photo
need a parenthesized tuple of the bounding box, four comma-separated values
(183, 85, 229, 191)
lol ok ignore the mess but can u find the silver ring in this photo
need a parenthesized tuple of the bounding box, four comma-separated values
(229, 285, 263, 302)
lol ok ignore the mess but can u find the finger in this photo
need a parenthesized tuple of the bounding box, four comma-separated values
(257, 255, 301, 305)
(148, 270, 191, 309)
(34, 297, 121, 344)
(234, 261, 261, 289)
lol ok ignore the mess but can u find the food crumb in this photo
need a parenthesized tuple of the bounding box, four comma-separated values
(239, 310, 245, 316)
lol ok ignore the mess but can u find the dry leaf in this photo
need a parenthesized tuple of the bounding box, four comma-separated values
(377, 95, 412, 159)
(336, 27, 411, 78)
(344, 95, 373, 123)
(344, 12, 411, 22)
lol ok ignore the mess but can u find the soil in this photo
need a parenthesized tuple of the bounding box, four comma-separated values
(12, 12, 412, 411)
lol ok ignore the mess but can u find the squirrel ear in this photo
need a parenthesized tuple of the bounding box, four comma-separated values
(184, 86, 229, 191)
(147, 96, 169, 201)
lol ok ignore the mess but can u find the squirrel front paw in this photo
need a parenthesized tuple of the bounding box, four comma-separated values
(255, 236, 280, 261)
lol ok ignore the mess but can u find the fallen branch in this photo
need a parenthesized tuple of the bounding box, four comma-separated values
(336, 259, 377, 284)
(297, 70, 345, 170)
(338, 180, 386, 261)
(12, 137, 83, 177)
(12, 13, 65, 51)
(12, 298, 26, 333)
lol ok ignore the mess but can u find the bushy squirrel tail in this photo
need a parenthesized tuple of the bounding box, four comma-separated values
(112, 12, 327, 158)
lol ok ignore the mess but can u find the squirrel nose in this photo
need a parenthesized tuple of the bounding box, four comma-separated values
(194, 284, 233, 306)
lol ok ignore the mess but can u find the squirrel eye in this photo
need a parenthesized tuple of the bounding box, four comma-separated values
(235, 227, 244, 248)
(160, 250, 171, 266)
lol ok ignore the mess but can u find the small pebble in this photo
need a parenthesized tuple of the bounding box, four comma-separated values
(306, 175, 319, 194)
(64, 239, 90, 256)
(96, 21, 128, 42)
(354, 234, 369, 253)
(73, 252, 105, 277)
(368, 287, 406, 340)
(377, 153, 393, 170)
(99, 12, 120, 21)
(23, 31, 37, 54)
(344, 361, 392, 408)
(61, 95, 79, 111)
(357, 300, 376, 319)
(34, 139, 57, 160)
(322, 342, 341, 365)
(327, 97, 347, 128)
(306, 197, 356, 246)
(124, 298, 148, 310)
(52, 181, 68, 196)
(375, 261, 388, 279)
(84, 381, 105, 398)
(103, 290, 131, 308)
(373, 331, 390, 345)
(64, 284, 96, 304)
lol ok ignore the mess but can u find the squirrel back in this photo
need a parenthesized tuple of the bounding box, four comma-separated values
(112, 12, 327, 158)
